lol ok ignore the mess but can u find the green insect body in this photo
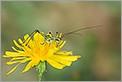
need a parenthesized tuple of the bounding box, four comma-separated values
(44, 32, 62, 43)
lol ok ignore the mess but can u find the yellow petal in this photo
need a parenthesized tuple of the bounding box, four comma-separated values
(45, 48, 54, 57)
(49, 56, 72, 66)
(55, 51, 72, 56)
(34, 32, 44, 44)
(4, 51, 26, 57)
(28, 40, 34, 48)
(10, 57, 25, 61)
(18, 38, 23, 44)
(32, 58, 40, 67)
(46, 58, 65, 69)
(6, 63, 20, 76)
(6, 61, 19, 65)
(13, 40, 22, 49)
(53, 55, 81, 61)
(12, 46, 24, 53)
(21, 61, 33, 73)
(7, 58, 31, 65)
(20, 58, 32, 63)
(21, 58, 39, 73)
(3, 55, 10, 58)
(22, 46, 34, 57)
(58, 40, 66, 49)
(24, 34, 30, 40)
(9, 57, 25, 63)
(50, 42, 57, 48)
(23, 34, 31, 45)
(12, 46, 18, 51)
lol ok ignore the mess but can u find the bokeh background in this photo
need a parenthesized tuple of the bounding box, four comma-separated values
(1, 1, 121, 81)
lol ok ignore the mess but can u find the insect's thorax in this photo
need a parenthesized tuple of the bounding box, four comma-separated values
(44, 32, 61, 43)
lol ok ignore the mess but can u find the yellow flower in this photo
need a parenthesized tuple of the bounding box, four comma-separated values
(3, 32, 81, 76)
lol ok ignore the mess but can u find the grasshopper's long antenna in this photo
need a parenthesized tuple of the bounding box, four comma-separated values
(62, 25, 102, 38)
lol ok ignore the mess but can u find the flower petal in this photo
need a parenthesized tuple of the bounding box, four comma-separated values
(46, 58, 65, 69)
(4, 51, 26, 57)
(13, 40, 22, 49)
(7, 58, 31, 65)
(12, 46, 19, 51)
(22, 46, 34, 57)
(21, 58, 39, 73)
(21, 61, 33, 73)
(31, 58, 40, 67)
(55, 51, 72, 56)
(49, 55, 72, 66)
(18, 38, 23, 44)
(6, 61, 19, 65)
(58, 40, 66, 49)
(34, 32, 44, 44)
(23, 34, 32, 46)
(6, 63, 20, 76)
(24, 34, 30, 40)
(20, 58, 32, 63)
(10, 57, 25, 61)
(52, 55, 81, 61)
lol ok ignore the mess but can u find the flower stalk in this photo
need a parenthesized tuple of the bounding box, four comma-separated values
(36, 61, 46, 81)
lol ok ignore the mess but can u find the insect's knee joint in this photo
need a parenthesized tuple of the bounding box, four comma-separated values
(35, 29, 40, 33)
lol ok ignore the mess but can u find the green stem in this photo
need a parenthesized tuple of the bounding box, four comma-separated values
(36, 61, 46, 81)
(38, 73, 42, 81)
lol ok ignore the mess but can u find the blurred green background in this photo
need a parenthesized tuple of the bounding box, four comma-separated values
(1, 1, 121, 81)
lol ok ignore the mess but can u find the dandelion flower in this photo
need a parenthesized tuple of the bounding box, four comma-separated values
(3, 31, 81, 79)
